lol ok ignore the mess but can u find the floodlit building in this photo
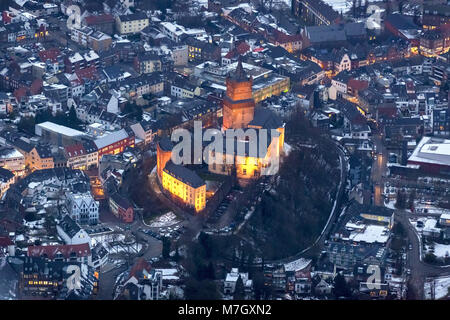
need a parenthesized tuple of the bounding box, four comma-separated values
(0, 146, 25, 176)
(161, 161, 206, 213)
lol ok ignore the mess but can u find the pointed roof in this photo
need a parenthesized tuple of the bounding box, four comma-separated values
(228, 57, 249, 82)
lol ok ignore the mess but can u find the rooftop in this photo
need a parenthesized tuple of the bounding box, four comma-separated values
(36, 122, 85, 138)
(408, 136, 450, 167)
(163, 161, 205, 189)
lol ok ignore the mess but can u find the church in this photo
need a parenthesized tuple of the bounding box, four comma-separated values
(209, 59, 286, 180)
(156, 58, 286, 212)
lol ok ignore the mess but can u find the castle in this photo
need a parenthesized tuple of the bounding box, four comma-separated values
(156, 59, 285, 212)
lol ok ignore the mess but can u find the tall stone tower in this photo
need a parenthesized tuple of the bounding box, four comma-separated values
(222, 59, 255, 130)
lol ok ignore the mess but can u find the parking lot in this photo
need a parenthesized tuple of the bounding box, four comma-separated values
(138, 224, 187, 241)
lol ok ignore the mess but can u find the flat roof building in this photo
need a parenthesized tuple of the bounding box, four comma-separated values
(408, 136, 450, 175)
(35, 122, 86, 147)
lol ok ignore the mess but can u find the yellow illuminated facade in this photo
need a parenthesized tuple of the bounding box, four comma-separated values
(208, 132, 282, 180)
(161, 170, 206, 212)
(252, 77, 290, 103)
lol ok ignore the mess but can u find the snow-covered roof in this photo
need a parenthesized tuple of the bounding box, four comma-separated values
(348, 225, 389, 244)
(0, 147, 23, 160)
(94, 129, 129, 149)
(423, 218, 439, 233)
(68, 52, 84, 64)
(284, 258, 311, 272)
(84, 50, 99, 62)
(36, 121, 85, 137)
(408, 136, 450, 167)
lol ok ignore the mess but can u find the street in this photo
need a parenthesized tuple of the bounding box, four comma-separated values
(371, 133, 387, 206)
(395, 210, 450, 299)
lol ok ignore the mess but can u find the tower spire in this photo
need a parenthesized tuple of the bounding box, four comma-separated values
(231, 55, 248, 81)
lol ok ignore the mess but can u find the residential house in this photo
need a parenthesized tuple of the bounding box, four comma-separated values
(116, 12, 149, 35)
(66, 192, 99, 225)
(57, 216, 91, 245)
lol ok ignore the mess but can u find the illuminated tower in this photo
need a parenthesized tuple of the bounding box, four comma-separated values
(156, 137, 173, 181)
(222, 59, 255, 130)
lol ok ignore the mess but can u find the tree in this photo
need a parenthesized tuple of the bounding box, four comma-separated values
(198, 232, 213, 259)
(18, 116, 35, 135)
(184, 279, 220, 300)
(408, 190, 416, 210)
(173, 244, 180, 262)
(395, 191, 406, 209)
(392, 222, 405, 238)
(333, 273, 351, 298)
(67, 106, 81, 130)
(424, 253, 438, 264)
(233, 276, 245, 300)
(252, 271, 265, 300)
(162, 237, 171, 259)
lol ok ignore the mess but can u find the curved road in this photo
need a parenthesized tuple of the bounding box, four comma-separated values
(267, 141, 348, 264)
(395, 210, 450, 299)
(369, 133, 450, 299)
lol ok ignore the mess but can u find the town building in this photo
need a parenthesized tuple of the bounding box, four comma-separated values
(408, 136, 450, 175)
(13, 140, 54, 171)
(118, 258, 162, 300)
(433, 107, 450, 137)
(161, 161, 206, 213)
(0, 146, 25, 176)
(224, 268, 253, 297)
(0, 167, 15, 198)
(422, 4, 450, 29)
(83, 14, 116, 35)
(116, 12, 149, 35)
(94, 129, 135, 162)
(109, 192, 134, 223)
(194, 60, 290, 104)
(57, 216, 91, 245)
(35, 122, 86, 147)
(12, 256, 97, 300)
(292, 0, 341, 26)
(134, 52, 162, 74)
(66, 192, 99, 225)
(27, 243, 92, 266)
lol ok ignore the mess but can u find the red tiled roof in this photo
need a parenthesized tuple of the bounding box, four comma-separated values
(13, 87, 27, 101)
(378, 104, 397, 119)
(236, 41, 250, 54)
(85, 14, 115, 25)
(272, 29, 302, 44)
(225, 42, 251, 59)
(0, 236, 13, 247)
(65, 143, 86, 158)
(38, 48, 61, 63)
(406, 81, 415, 90)
(75, 66, 98, 83)
(128, 258, 151, 280)
(27, 243, 91, 259)
(348, 79, 369, 91)
(30, 79, 43, 95)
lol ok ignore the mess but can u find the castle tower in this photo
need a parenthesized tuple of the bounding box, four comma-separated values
(222, 59, 255, 130)
(156, 137, 173, 181)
